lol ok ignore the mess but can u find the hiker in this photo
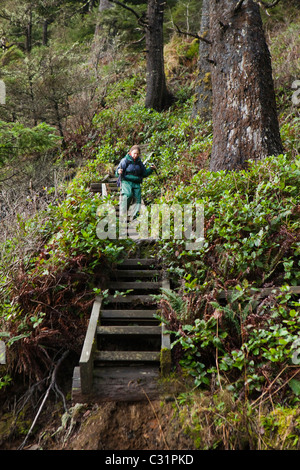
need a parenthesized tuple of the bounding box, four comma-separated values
(116, 145, 156, 220)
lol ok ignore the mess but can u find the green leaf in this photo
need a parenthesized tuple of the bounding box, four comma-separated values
(289, 379, 300, 396)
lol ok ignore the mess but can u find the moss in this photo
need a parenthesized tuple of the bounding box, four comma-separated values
(0, 408, 32, 447)
(186, 39, 199, 60)
(160, 348, 172, 377)
(203, 72, 211, 84)
(260, 407, 300, 449)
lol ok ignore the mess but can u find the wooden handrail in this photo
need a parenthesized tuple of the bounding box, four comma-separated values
(161, 275, 171, 376)
(218, 286, 300, 299)
(0, 340, 6, 365)
(90, 174, 113, 192)
(79, 295, 102, 394)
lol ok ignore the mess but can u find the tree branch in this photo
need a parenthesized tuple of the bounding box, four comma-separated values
(234, 0, 246, 14)
(259, 0, 281, 8)
(174, 23, 212, 45)
(108, 0, 148, 27)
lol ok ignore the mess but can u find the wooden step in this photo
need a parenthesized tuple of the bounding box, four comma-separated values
(108, 281, 162, 290)
(72, 365, 161, 403)
(112, 269, 160, 278)
(101, 309, 157, 319)
(105, 294, 155, 304)
(118, 258, 157, 267)
(94, 350, 160, 362)
(91, 366, 161, 401)
(97, 325, 161, 335)
(93, 365, 158, 380)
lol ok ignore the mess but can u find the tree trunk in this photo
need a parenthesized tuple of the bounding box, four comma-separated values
(209, 0, 283, 171)
(94, 0, 114, 37)
(43, 20, 48, 46)
(192, 0, 212, 121)
(145, 0, 173, 111)
(99, 0, 113, 12)
(25, 7, 33, 53)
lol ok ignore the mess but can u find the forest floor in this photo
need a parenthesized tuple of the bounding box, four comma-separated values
(0, 399, 195, 451)
(0, 366, 196, 451)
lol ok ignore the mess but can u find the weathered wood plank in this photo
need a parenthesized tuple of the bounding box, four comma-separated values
(117, 258, 157, 267)
(218, 286, 300, 299)
(105, 294, 155, 304)
(97, 325, 161, 335)
(79, 296, 102, 394)
(0, 340, 6, 365)
(108, 281, 162, 290)
(93, 365, 159, 380)
(112, 269, 161, 278)
(101, 309, 157, 319)
(94, 350, 160, 362)
(73, 365, 161, 403)
(161, 277, 171, 376)
(92, 365, 161, 401)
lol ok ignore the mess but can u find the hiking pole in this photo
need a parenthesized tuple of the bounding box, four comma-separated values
(144, 152, 158, 175)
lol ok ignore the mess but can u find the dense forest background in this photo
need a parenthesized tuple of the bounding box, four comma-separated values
(0, 0, 299, 451)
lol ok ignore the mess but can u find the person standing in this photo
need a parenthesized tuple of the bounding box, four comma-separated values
(116, 145, 156, 220)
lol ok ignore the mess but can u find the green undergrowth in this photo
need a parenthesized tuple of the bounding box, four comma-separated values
(153, 152, 300, 447)
(169, 386, 300, 450)
(0, 2, 299, 451)
(0, 95, 299, 392)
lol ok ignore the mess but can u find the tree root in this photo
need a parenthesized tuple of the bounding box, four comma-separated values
(18, 350, 69, 450)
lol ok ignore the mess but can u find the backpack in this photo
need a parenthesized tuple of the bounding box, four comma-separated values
(116, 158, 143, 187)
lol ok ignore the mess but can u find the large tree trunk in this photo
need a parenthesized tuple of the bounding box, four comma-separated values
(209, 0, 283, 171)
(25, 6, 33, 53)
(192, 0, 212, 121)
(145, 0, 173, 111)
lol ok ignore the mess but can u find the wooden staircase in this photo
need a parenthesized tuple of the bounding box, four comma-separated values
(72, 176, 171, 403)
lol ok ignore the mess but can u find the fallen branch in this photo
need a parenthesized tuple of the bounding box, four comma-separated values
(18, 350, 69, 450)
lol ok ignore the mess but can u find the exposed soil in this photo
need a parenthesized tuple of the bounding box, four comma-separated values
(59, 401, 195, 451)
(0, 367, 196, 452)
(0, 398, 195, 451)
(0, 353, 195, 451)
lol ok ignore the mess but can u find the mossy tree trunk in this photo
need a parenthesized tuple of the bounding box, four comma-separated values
(209, 0, 283, 171)
(145, 0, 173, 112)
(192, 0, 212, 121)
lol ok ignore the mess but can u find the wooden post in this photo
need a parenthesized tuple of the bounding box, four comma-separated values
(79, 296, 102, 395)
(160, 275, 172, 376)
(0, 341, 6, 365)
(0, 80, 6, 105)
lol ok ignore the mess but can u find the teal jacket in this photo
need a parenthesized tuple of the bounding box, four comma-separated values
(116, 154, 153, 184)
